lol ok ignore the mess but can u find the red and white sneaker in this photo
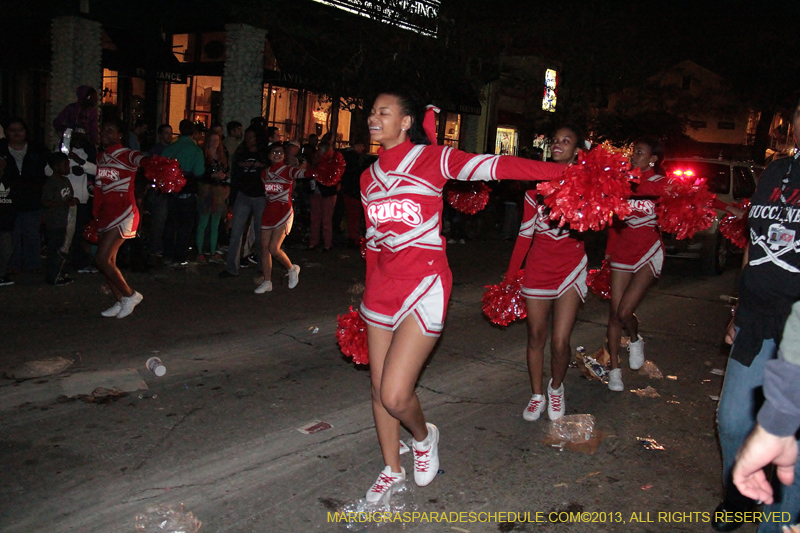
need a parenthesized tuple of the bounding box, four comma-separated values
(365, 465, 406, 503)
(522, 394, 545, 421)
(547, 379, 565, 420)
(412, 423, 439, 487)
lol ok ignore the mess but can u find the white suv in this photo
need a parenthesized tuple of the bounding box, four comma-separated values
(661, 158, 762, 275)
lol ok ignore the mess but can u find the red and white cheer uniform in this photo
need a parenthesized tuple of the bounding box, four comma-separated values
(360, 140, 563, 336)
(94, 144, 145, 239)
(260, 163, 306, 232)
(606, 169, 670, 276)
(505, 190, 587, 300)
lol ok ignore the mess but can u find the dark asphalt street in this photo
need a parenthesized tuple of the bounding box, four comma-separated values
(0, 239, 746, 532)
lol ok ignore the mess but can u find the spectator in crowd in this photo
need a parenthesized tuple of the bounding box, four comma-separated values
(266, 126, 281, 144)
(284, 140, 301, 167)
(250, 116, 267, 131)
(223, 121, 243, 162)
(301, 133, 318, 163)
(1, 118, 47, 274)
(64, 127, 97, 273)
(128, 118, 148, 151)
(714, 100, 800, 532)
(307, 142, 338, 251)
(0, 141, 15, 286)
(196, 131, 229, 263)
(210, 122, 224, 139)
(220, 126, 266, 278)
(53, 86, 99, 147)
(733, 300, 800, 506)
(340, 141, 367, 248)
(145, 124, 173, 260)
(41, 152, 75, 285)
(162, 119, 205, 266)
(149, 124, 173, 156)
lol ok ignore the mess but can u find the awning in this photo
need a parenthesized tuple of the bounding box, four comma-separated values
(102, 27, 188, 82)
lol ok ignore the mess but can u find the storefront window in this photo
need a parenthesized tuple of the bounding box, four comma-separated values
(102, 68, 118, 105)
(168, 80, 188, 133)
(443, 112, 461, 149)
(189, 75, 221, 127)
(172, 34, 195, 63)
(263, 85, 300, 139)
(495, 127, 517, 156)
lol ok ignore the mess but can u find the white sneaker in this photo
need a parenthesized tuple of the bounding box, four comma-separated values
(547, 379, 565, 420)
(254, 280, 273, 294)
(365, 465, 406, 503)
(522, 394, 545, 421)
(412, 423, 439, 487)
(628, 335, 645, 370)
(287, 264, 300, 289)
(608, 368, 624, 391)
(101, 302, 122, 317)
(116, 291, 143, 319)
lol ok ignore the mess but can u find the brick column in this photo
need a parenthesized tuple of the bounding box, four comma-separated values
(48, 16, 102, 148)
(222, 24, 267, 128)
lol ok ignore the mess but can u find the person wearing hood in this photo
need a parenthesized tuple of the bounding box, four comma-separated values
(53, 86, 99, 147)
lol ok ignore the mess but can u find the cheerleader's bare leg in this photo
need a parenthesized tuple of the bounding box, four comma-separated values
(524, 298, 553, 395)
(607, 270, 633, 369)
(95, 229, 133, 299)
(608, 268, 654, 368)
(267, 227, 293, 272)
(550, 288, 582, 389)
(368, 316, 438, 470)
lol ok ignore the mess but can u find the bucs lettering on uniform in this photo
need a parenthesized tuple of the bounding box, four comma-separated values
(627, 199, 656, 216)
(367, 199, 423, 227)
(96, 167, 119, 180)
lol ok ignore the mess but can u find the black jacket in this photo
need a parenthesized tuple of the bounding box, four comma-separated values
(0, 139, 48, 215)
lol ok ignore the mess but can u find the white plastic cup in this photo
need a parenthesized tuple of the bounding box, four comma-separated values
(146, 357, 166, 377)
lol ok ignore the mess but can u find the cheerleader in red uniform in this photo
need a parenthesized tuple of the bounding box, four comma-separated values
(503, 126, 587, 422)
(254, 142, 305, 294)
(360, 91, 563, 503)
(94, 120, 148, 318)
(604, 138, 669, 390)
(605, 139, 742, 391)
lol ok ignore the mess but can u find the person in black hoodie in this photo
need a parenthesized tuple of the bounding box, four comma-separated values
(1, 118, 47, 274)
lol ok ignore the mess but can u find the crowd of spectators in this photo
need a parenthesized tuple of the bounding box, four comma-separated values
(0, 86, 378, 287)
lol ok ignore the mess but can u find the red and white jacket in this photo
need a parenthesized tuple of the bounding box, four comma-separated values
(361, 140, 563, 282)
(260, 163, 306, 229)
(93, 144, 145, 231)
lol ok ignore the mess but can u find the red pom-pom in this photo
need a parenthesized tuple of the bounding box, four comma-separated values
(587, 260, 611, 300)
(445, 182, 491, 214)
(143, 155, 186, 193)
(536, 146, 636, 232)
(719, 199, 751, 249)
(656, 177, 716, 240)
(83, 219, 99, 244)
(313, 150, 346, 186)
(481, 270, 527, 326)
(360, 237, 367, 260)
(336, 307, 369, 365)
